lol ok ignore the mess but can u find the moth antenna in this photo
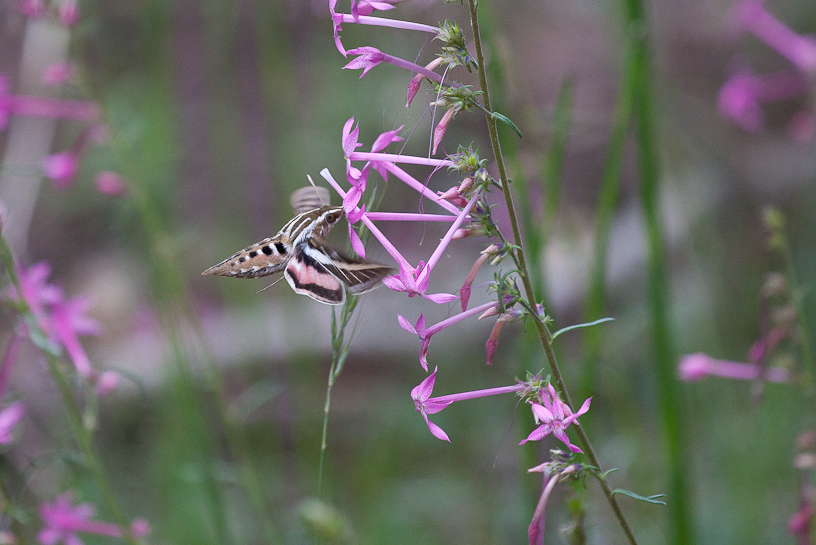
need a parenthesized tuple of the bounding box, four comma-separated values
(306, 174, 326, 205)
(256, 275, 285, 294)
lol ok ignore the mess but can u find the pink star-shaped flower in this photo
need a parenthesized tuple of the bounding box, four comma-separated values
(519, 384, 591, 453)
(411, 367, 453, 442)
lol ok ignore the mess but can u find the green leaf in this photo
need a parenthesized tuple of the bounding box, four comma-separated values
(491, 112, 522, 138)
(611, 489, 667, 506)
(552, 317, 614, 340)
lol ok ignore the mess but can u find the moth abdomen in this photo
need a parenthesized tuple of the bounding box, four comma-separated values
(201, 237, 289, 278)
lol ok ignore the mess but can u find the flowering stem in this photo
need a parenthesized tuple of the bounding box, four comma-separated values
(0, 234, 140, 545)
(465, 1, 638, 543)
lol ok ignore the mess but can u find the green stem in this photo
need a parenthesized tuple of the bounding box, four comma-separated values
(579, 37, 637, 398)
(624, 0, 692, 539)
(0, 235, 141, 545)
(466, 2, 638, 544)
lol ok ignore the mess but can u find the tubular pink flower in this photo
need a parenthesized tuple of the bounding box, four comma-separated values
(412, 368, 526, 442)
(411, 367, 452, 442)
(399, 301, 497, 369)
(0, 84, 100, 126)
(344, 47, 453, 84)
(432, 108, 456, 155)
(342, 117, 363, 181)
(718, 69, 808, 131)
(0, 402, 25, 444)
(519, 384, 591, 453)
(735, 0, 816, 74)
(485, 318, 507, 366)
(526, 464, 579, 545)
(352, 0, 402, 18)
(460, 246, 496, 311)
(407, 58, 444, 108)
(678, 352, 791, 382)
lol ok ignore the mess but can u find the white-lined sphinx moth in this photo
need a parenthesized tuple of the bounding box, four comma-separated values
(201, 190, 392, 305)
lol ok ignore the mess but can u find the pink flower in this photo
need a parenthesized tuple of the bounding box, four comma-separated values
(734, 0, 816, 74)
(38, 491, 150, 545)
(58, 1, 80, 27)
(18, 0, 45, 18)
(678, 352, 790, 382)
(51, 296, 102, 379)
(6, 262, 63, 326)
(42, 63, 74, 87)
(432, 108, 456, 154)
(343, 46, 385, 79)
(519, 384, 591, 453)
(399, 301, 497, 370)
(352, 0, 402, 18)
(0, 402, 25, 444)
(42, 152, 80, 190)
(718, 69, 807, 131)
(411, 369, 527, 442)
(94, 371, 120, 397)
(411, 367, 453, 442)
(94, 171, 128, 197)
(383, 260, 457, 305)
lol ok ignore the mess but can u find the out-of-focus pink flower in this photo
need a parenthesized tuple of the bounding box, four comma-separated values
(58, 1, 80, 27)
(38, 491, 150, 545)
(18, 0, 45, 18)
(678, 352, 791, 382)
(788, 502, 814, 538)
(42, 63, 74, 87)
(6, 262, 64, 326)
(51, 296, 101, 379)
(94, 371, 120, 397)
(733, 0, 816, 74)
(94, 171, 128, 197)
(0, 402, 25, 444)
(42, 152, 80, 190)
(519, 384, 591, 453)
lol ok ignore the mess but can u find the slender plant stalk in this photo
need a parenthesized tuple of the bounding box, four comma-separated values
(578, 37, 638, 398)
(317, 295, 358, 498)
(624, 0, 693, 540)
(0, 235, 141, 545)
(466, 2, 638, 543)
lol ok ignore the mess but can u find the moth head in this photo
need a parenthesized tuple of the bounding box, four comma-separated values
(322, 207, 344, 227)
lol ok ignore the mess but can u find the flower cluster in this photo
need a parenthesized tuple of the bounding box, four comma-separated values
(326, 2, 592, 457)
(4, 261, 119, 395)
(719, 0, 816, 140)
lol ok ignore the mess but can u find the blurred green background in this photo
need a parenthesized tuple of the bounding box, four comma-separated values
(1, 0, 815, 543)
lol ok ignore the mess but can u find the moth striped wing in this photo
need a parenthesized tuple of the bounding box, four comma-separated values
(304, 238, 394, 296)
(284, 246, 346, 304)
(290, 186, 331, 214)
